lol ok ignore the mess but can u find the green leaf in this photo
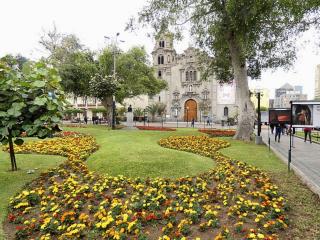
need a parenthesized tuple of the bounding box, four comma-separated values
(14, 138, 24, 145)
(1, 138, 9, 145)
(47, 102, 57, 111)
(32, 80, 46, 88)
(38, 128, 49, 138)
(50, 116, 60, 123)
(7, 102, 25, 117)
(0, 111, 6, 117)
(33, 97, 47, 106)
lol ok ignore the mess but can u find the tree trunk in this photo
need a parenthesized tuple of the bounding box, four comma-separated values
(8, 131, 17, 171)
(101, 96, 113, 127)
(227, 37, 255, 141)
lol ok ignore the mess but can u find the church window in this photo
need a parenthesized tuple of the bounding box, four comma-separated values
(186, 71, 189, 81)
(190, 71, 193, 81)
(159, 41, 165, 48)
(158, 71, 162, 78)
(158, 55, 164, 64)
(189, 85, 193, 92)
(224, 107, 229, 117)
(194, 71, 197, 81)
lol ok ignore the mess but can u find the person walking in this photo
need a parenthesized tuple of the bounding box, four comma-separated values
(304, 127, 312, 143)
(191, 118, 195, 128)
(84, 116, 88, 124)
(275, 122, 282, 142)
(270, 123, 274, 134)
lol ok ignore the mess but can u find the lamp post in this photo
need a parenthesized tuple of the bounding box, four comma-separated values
(174, 108, 178, 128)
(104, 33, 125, 130)
(254, 87, 263, 145)
(186, 106, 189, 127)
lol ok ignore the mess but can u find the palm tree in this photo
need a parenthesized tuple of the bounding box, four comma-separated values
(146, 103, 158, 122)
(133, 108, 144, 121)
(156, 103, 166, 117)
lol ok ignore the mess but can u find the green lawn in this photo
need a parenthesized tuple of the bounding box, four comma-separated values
(1, 125, 319, 239)
(0, 151, 64, 239)
(295, 130, 320, 143)
(64, 126, 215, 178)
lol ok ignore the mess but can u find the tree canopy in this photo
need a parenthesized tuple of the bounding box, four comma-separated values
(90, 46, 166, 108)
(131, 0, 320, 140)
(0, 59, 65, 171)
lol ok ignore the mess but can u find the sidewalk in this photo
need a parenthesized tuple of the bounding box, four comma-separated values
(261, 129, 320, 197)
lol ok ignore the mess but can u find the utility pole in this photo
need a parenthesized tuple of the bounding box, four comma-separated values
(104, 33, 124, 130)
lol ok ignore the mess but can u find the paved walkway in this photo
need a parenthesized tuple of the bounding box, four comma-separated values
(261, 129, 320, 197)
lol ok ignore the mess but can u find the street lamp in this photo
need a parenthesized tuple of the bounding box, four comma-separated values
(186, 106, 189, 127)
(254, 86, 263, 144)
(174, 108, 179, 128)
(104, 33, 125, 130)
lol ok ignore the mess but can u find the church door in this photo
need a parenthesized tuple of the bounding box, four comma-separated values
(184, 99, 197, 121)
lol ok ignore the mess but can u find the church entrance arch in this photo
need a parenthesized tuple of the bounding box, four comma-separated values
(184, 99, 197, 121)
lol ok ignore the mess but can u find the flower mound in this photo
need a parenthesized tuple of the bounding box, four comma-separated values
(198, 129, 236, 137)
(5, 135, 288, 240)
(137, 126, 176, 131)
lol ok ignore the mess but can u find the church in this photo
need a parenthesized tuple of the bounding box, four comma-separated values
(146, 33, 237, 122)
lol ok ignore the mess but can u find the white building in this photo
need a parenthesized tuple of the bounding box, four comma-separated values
(140, 33, 237, 122)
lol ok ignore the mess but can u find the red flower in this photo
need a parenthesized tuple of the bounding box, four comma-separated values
(145, 213, 157, 221)
(137, 126, 176, 131)
(8, 213, 15, 222)
(15, 225, 24, 231)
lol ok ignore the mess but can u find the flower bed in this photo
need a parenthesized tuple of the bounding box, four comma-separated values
(198, 129, 236, 137)
(4, 134, 288, 240)
(136, 126, 176, 131)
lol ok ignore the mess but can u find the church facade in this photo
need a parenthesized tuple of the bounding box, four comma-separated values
(148, 34, 237, 122)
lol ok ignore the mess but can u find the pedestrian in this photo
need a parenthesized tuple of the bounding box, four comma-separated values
(207, 117, 210, 126)
(275, 122, 282, 143)
(84, 116, 88, 124)
(191, 118, 195, 128)
(304, 127, 312, 143)
(270, 123, 274, 134)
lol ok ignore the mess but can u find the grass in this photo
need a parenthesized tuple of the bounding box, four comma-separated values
(0, 151, 64, 240)
(63, 126, 215, 178)
(1, 125, 319, 239)
(220, 138, 320, 239)
(295, 130, 320, 143)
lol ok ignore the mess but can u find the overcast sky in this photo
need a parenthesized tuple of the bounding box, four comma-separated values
(1, 0, 319, 99)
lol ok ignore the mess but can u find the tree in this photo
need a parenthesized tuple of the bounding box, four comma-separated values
(131, 0, 320, 141)
(90, 46, 166, 122)
(133, 108, 144, 117)
(39, 26, 93, 98)
(0, 60, 65, 171)
(156, 103, 166, 116)
(146, 102, 166, 121)
(58, 51, 97, 98)
(146, 103, 158, 122)
(1, 54, 29, 70)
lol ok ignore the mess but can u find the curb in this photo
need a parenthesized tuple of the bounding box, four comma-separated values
(262, 139, 320, 199)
